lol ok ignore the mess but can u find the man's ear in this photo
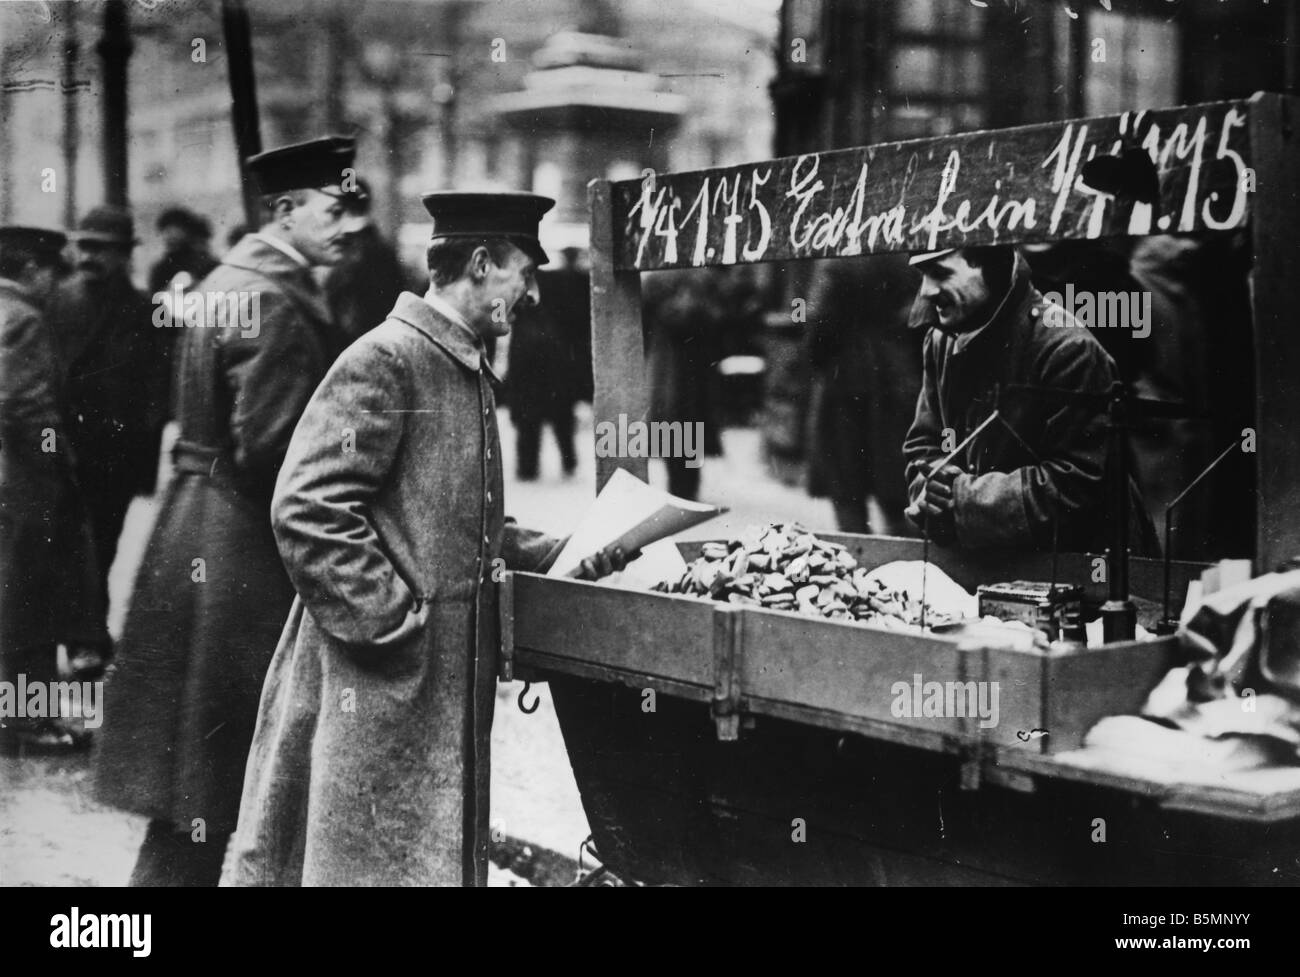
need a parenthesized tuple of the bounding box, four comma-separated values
(469, 245, 493, 281)
(272, 195, 297, 220)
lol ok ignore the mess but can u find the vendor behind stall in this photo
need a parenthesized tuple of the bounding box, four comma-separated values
(902, 246, 1156, 555)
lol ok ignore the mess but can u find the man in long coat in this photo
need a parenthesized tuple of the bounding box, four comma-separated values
(902, 246, 1155, 555)
(505, 247, 590, 480)
(222, 192, 623, 887)
(47, 206, 158, 659)
(93, 137, 368, 885)
(0, 226, 106, 751)
(806, 253, 922, 536)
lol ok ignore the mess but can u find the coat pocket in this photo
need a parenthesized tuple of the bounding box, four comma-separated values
(344, 595, 432, 677)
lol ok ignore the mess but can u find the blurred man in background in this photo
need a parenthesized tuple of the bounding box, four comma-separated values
(806, 254, 921, 536)
(48, 206, 161, 663)
(148, 206, 218, 295)
(0, 226, 107, 751)
(323, 178, 411, 343)
(503, 246, 592, 480)
(148, 207, 220, 425)
(643, 269, 724, 500)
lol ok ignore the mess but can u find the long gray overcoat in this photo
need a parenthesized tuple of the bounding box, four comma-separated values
(93, 235, 346, 833)
(222, 292, 556, 887)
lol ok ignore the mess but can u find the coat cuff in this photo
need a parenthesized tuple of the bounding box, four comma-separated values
(952, 470, 1033, 548)
(503, 521, 563, 573)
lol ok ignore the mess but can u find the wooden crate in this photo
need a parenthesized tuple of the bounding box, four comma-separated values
(506, 535, 1192, 755)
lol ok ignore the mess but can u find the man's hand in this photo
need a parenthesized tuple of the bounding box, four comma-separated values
(573, 545, 640, 581)
(915, 463, 963, 519)
(905, 463, 963, 544)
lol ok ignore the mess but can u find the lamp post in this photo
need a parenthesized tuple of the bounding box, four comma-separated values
(96, 0, 131, 207)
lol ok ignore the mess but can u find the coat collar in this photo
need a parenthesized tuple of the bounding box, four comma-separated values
(387, 291, 496, 377)
(220, 233, 332, 325)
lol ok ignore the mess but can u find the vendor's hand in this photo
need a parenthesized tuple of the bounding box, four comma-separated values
(918, 464, 963, 518)
(905, 501, 956, 546)
(573, 545, 639, 581)
(928, 462, 963, 487)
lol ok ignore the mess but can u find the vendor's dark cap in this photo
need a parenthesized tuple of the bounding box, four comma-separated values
(421, 190, 555, 266)
(70, 205, 137, 245)
(0, 225, 68, 257)
(246, 136, 356, 196)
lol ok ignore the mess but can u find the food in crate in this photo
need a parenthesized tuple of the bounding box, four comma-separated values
(649, 523, 970, 632)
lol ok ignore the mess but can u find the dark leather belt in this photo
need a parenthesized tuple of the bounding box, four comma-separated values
(172, 439, 234, 478)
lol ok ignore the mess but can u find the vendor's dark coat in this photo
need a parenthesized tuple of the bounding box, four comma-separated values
(903, 253, 1155, 554)
(0, 280, 104, 656)
(222, 293, 556, 888)
(93, 234, 346, 833)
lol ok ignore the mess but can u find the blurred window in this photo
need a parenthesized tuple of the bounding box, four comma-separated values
(1085, 13, 1180, 115)
(784, 0, 826, 74)
(886, 1, 988, 138)
(897, 0, 981, 39)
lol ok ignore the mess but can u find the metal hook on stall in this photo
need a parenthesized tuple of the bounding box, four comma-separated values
(517, 681, 540, 715)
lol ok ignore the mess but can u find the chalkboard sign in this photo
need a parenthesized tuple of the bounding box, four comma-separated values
(611, 99, 1253, 271)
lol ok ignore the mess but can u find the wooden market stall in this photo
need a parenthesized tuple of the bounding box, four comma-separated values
(503, 92, 1300, 884)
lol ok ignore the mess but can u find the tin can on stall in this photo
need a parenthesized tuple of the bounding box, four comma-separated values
(977, 581, 1085, 644)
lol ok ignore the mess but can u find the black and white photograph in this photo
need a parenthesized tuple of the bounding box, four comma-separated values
(0, 0, 1295, 933)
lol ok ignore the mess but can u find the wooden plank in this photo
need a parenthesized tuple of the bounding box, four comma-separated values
(743, 696, 964, 756)
(514, 651, 712, 704)
(588, 179, 648, 491)
(497, 570, 515, 682)
(711, 606, 742, 741)
(613, 100, 1253, 270)
(510, 574, 716, 687)
(738, 608, 982, 739)
(1001, 747, 1300, 823)
(1248, 93, 1300, 573)
(1036, 637, 1180, 754)
(981, 644, 1044, 753)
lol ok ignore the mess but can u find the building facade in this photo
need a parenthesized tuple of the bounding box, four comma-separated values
(0, 0, 776, 275)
